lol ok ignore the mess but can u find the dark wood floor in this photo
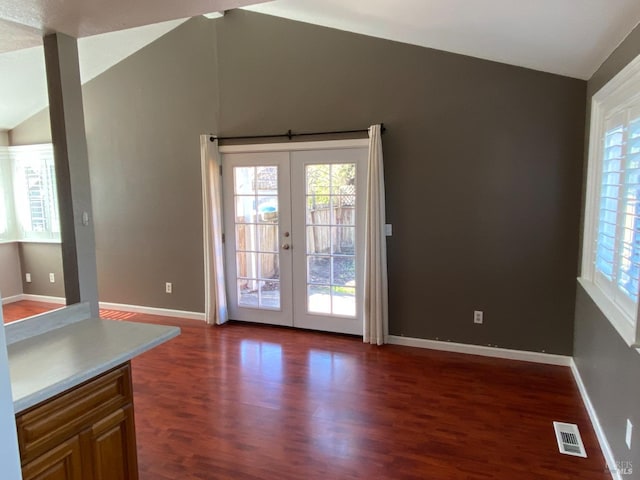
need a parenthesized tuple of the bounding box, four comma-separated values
(2, 300, 61, 323)
(4, 301, 609, 479)
(2, 301, 140, 324)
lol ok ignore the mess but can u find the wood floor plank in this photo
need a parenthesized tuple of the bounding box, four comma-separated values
(3, 301, 610, 479)
(2, 300, 61, 323)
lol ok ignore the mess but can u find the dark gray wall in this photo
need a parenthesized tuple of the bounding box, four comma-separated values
(82, 16, 217, 311)
(574, 22, 640, 476)
(10, 11, 586, 354)
(216, 11, 586, 354)
(19, 243, 64, 298)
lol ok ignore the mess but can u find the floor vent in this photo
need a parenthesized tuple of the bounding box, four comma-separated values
(553, 422, 587, 457)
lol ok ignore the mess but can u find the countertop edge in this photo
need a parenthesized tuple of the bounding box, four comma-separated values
(13, 324, 180, 414)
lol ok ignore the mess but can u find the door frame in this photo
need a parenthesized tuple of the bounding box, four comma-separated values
(219, 138, 370, 332)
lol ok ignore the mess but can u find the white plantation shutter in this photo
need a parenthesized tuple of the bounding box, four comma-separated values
(0, 148, 12, 240)
(594, 115, 623, 284)
(583, 54, 640, 346)
(594, 109, 640, 321)
(11, 144, 60, 241)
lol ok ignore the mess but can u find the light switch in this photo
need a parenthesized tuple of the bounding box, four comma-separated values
(385, 224, 393, 236)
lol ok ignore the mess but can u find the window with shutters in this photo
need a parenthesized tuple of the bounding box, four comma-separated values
(0, 144, 60, 242)
(581, 53, 640, 347)
(0, 148, 11, 240)
(12, 144, 59, 241)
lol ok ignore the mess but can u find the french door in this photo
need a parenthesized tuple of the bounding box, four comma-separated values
(222, 142, 368, 335)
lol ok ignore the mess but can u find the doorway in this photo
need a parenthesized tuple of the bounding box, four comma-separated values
(222, 140, 368, 335)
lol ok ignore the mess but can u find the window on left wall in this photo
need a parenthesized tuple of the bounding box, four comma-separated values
(0, 144, 60, 242)
(0, 148, 11, 239)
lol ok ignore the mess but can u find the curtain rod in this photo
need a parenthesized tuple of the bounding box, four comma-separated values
(210, 124, 385, 142)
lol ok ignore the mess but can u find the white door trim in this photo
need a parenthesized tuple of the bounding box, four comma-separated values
(218, 138, 369, 154)
(220, 139, 370, 336)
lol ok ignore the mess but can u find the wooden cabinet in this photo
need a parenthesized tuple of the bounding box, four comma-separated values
(16, 363, 138, 480)
(87, 406, 138, 480)
(22, 436, 83, 480)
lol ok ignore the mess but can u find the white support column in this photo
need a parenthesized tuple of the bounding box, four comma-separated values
(0, 307, 22, 480)
(43, 33, 99, 317)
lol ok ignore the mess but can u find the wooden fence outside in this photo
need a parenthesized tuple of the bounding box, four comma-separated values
(235, 206, 355, 283)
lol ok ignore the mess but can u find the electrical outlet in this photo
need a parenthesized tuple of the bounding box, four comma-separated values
(165, 282, 172, 294)
(25, 273, 31, 283)
(474, 310, 483, 324)
(49, 273, 55, 283)
(626, 419, 633, 449)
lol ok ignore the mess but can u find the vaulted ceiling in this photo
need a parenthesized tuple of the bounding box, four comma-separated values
(246, 0, 640, 80)
(1, 0, 640, 131)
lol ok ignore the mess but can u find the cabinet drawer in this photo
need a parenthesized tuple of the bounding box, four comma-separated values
(17, 363, 133, 464)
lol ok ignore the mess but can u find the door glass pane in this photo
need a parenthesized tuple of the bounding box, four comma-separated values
(236, 252, 257, 279)
(306, 226, 331, 254)
(306, 195, 330, 224)
(331, 226, 355, 254)
(257, 225, 278, 252)
(256, 166, 278, 193)
(305, 163, 357, 317)
(259, 281, 280, 309)
(332, 256, 355, 286)
(332, 286, 355, 316)
(257, 196, 278, 223)
(308, 285, 331, 313)
(258, 253, 279, 280)
(233, 165, 280, 310)
(234, 167, 256, 194)
(331, 164, 356, 194)
(307, 255, 330, 285)
(238, 279, 259, 308)
(332, 197, 355, 225)
(234, 196, 255, 223)
(306, 165, 330, 194)
(235, 224, 255, 252)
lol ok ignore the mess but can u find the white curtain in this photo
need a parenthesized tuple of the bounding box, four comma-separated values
(200, 135, 228, 325)
(363, 124, 388, 345)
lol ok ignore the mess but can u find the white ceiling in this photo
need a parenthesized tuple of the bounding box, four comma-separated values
(1, 0, 640, 131)
(0, 0, 267, 131)
(0, 19, 192, 130)
(246, 0, 640, 80)
(0, 0, 266, 53)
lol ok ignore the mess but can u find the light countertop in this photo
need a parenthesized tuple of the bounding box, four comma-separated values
(8, 318, 180, 413)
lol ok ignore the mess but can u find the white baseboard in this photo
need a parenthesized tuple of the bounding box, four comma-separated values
(17, 294, 66, 305)
(98, 302, 205, 321)
(1, 294, 25, 305)
(386, 335, 573, 366)
(570, 360, 619, 480)
(3, 294, 205, 321)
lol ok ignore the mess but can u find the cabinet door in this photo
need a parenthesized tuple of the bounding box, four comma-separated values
(22, 435, 83, 480)
(86, 405, 138, 480)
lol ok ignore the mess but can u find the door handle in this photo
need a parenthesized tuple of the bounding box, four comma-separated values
(282, 244, 291, 250)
